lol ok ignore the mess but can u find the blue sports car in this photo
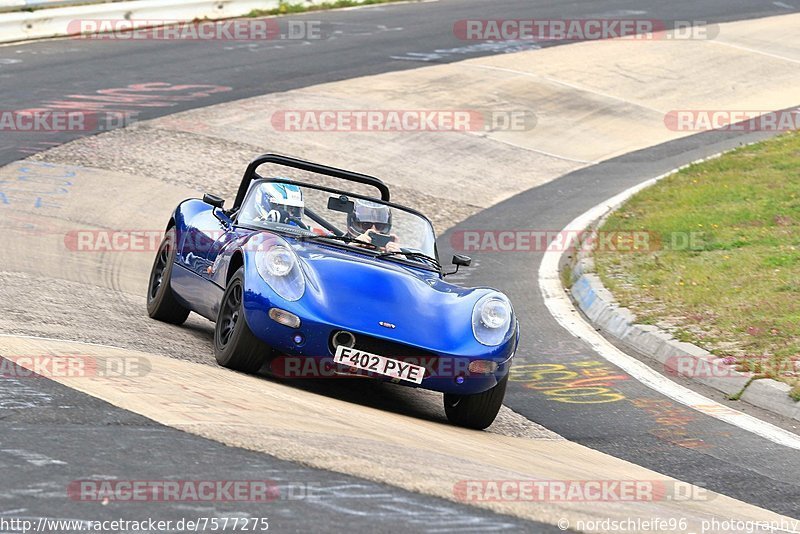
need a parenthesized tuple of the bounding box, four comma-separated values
(147, 154, 518, 429)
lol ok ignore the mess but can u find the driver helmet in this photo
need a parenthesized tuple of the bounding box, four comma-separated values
(255, 181, 304, 223)
(347, 199, 392, 237)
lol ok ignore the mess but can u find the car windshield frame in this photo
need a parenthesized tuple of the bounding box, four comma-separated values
(234, 177, 441, 273)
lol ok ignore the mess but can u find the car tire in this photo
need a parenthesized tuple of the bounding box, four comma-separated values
(443, 374, 508, 430)
(147, 227, 190, 325)
(214, 267, 271, 374)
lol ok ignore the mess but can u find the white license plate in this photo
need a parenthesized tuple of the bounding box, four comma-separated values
(333, 346, 425, 384)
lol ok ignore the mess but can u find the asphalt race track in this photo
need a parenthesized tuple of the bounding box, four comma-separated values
(0, 0, 795, 166)
(440, 125, 800, 517)
(1, 0, 800, 532)
(0, 358, 545, 532)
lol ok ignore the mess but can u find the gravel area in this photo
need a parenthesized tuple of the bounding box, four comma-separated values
(31, 125, 480, 235)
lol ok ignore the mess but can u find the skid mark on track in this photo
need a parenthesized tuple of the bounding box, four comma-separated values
(0, 371, 54, 410)
(0, 450, 66, 467)
(391, 41, 541, 62)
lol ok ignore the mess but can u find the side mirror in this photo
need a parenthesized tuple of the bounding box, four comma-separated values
(453, 254, 472, 267)
(203, 193, 225, 209)
(444, 254, 472, 277)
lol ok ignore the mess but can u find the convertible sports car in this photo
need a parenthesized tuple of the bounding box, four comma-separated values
(147, 154, 518, 429)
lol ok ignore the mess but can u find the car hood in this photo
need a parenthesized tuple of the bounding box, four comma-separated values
(290, 241, 496, 352)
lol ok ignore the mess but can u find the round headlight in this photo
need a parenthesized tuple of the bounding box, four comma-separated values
(264, 246, 295, 277)
(255, 243, 306, 302)
(481, 298, 510, 329)
(472, 293, 513, 346)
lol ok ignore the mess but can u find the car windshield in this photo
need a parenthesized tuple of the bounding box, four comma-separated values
(237, 179, 437, 264)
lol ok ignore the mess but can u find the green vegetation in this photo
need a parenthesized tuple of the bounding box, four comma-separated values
(248, 0, 412, 17)
(593, 131, 800, 399)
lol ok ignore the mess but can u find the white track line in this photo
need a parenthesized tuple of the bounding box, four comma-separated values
(705, 39, 800, 65)
(469, 134, 599, 165)
(538, 156, 800, 451)
(469, 64, 668, 115)
(0, 333, 151, 353)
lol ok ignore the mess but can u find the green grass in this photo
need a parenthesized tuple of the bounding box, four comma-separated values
(248, 0, 412, 17)
(593, 131, 800, 399)
(561, 262, 574, 290)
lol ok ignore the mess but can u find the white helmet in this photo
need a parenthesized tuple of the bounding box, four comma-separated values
(255, 181, 304, 223)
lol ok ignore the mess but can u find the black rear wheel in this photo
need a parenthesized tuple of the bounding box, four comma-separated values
(147, 228, 190, 325)
(444, 374, 508, 430)
(214, 268, 272, 374)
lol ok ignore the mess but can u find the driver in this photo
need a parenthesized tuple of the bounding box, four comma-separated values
(255, 182, 306, 226)
(347, 199, 401, 252)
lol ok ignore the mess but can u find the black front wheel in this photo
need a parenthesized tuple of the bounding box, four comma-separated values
(214, 268, 272, 374)
(443, 374, 508, 430)
(147, 228, 190, 325)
